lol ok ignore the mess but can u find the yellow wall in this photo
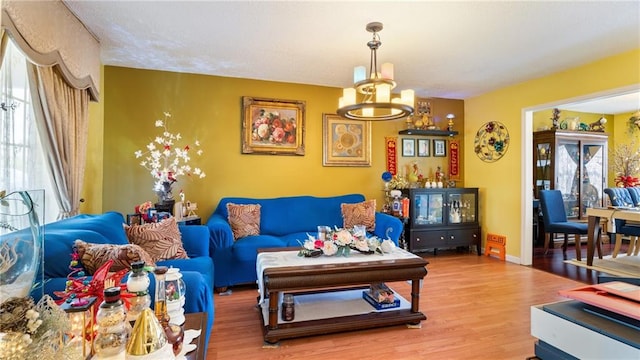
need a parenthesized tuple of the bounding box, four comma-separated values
(100, 66, 463, 220)
(532, 110, 614, 133)
(465, 48, 640, 258)
(80, 65, 104, 214)
(92, 49, 638, 260)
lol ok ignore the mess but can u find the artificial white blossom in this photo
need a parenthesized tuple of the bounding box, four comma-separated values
(134, 112, 206, 193)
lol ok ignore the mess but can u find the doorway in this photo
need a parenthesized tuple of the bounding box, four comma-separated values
(520, 84, 640, 272)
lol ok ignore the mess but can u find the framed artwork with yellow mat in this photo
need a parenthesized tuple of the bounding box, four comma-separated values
(322, 113, 371, 167)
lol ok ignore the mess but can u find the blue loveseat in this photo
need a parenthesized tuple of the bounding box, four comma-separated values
(205, 194, 404, 289)
(30, 212, 214, 349)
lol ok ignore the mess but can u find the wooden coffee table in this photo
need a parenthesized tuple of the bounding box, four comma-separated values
(257, 248, 428, 343)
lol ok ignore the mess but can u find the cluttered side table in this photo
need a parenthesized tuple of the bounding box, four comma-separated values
(183, 312, 208, 360)
(177, 216, 202, 226)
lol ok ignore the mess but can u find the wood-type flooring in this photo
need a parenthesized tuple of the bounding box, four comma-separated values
(205, 250, 587, 360)
(532, 237, 629, 283)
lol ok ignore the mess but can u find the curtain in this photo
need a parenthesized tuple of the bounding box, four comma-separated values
(27, 64, 90, 218)
(2, 7, 98, 218)
(0, 29, 7, 66)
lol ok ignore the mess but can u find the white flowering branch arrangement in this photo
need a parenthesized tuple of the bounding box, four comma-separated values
(612, 139, 640, 187)
(134, 112, 206, 197)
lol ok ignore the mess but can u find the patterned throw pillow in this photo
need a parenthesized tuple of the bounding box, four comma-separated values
(74, 239, 155, 275)
(226, 203, 261, 240)
(341, 199, 376, 232)
(124, 217, 189, 262)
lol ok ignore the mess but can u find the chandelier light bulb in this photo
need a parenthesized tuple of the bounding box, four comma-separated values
(381, 63, 394, 80)
(353, 66, 366, 83)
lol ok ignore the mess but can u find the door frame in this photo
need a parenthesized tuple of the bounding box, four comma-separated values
(519, 84, 640, 265)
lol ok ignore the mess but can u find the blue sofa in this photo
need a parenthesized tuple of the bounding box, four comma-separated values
(30, 212, 214, 349)
(205, 194, 404, 289)
(604, 187, 640, 208)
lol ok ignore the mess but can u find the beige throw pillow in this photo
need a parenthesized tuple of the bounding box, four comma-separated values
(124, 217, 189, 262)
(227, 203, 261, 240)
(341, 199, 376, 232)
(74, 239, 155, 275)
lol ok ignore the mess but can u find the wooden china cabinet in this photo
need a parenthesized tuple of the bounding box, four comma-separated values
(533, 129, 608, 220)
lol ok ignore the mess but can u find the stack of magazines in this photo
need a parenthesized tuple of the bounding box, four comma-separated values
(362, 283, 400, 310)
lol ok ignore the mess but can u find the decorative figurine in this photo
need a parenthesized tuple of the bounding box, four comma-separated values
(589, 116, 607, 132)
(550, 108, 561, 129)
(447, 114, 455, 131)
(435, 166, 443, 182)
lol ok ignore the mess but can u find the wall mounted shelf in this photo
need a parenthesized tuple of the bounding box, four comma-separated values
(398, 129, 458, 137)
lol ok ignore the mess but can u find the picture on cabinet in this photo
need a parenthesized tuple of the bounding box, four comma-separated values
(417, 139, 430, 157)
(433, 139, 446, 157)
(126, 213, 142, 225)
(402, 138, 415, 157)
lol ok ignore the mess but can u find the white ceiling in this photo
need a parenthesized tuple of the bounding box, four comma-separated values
(63, 0, 640, 114)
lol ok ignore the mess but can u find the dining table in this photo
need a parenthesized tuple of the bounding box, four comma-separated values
(586, 207, 640, 266)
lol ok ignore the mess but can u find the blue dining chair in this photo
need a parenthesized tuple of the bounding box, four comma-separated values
(604, 187, 640, 257)
(539, 190, 590, 260)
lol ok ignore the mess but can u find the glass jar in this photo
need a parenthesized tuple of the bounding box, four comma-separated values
(126, 261, 151, 323)
(154, 266, 184, 355)
(281, 294, 295, 321)
(94, 287, 130, 358)
(165, 267, 186, 325)
(0, 190, 44, 305)
(153, 266, 170, 328)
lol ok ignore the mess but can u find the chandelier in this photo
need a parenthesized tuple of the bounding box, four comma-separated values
(337, 22, 415, 121)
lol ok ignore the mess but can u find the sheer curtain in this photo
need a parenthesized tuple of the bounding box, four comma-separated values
(0, 38, 58, 223)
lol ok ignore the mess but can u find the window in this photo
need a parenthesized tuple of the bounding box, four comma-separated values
(0, 39, 57, 223)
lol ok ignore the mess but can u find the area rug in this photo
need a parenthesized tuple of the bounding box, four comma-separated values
(564, 255, 640, 278)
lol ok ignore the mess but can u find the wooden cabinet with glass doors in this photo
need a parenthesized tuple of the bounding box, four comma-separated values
(533, 129, 608, 220)
(406, 188, 480, 254)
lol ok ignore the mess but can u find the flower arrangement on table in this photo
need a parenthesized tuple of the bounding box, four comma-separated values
(134, 112, 206, 203)
(612, 140, 640, 188)
(298, 226, 396, 257)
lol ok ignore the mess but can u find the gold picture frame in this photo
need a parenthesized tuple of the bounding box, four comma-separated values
(322, 113, 371, 167)
(242, 96, 306, 155)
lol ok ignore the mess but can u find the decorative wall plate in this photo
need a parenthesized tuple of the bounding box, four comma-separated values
(474, 121, 510, 162)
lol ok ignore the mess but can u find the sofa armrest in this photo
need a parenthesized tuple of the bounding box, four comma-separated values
(373, 212, 403, 245)
(205, 214, 235, 254)
(179, 225, 210, 257)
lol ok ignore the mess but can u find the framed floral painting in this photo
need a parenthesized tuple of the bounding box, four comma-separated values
(322, 113, 371, 167)
(242, 96, 306, 155)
